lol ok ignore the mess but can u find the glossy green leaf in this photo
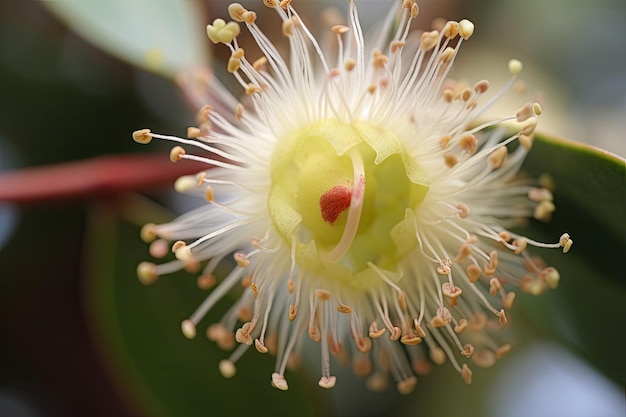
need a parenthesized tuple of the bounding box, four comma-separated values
(41, 0, 209, 78)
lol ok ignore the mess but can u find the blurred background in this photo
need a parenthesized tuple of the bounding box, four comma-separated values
(0, 0, 624, 416)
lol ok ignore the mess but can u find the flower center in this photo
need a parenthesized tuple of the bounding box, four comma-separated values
(268, 120, 429, 290)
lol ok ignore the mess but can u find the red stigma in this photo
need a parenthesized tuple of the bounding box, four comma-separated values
(320, 185, 352, 225)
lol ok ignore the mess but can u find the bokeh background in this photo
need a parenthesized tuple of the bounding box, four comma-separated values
(0, 0, 624, 416)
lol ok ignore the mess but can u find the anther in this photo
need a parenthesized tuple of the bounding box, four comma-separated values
(234, 252, 250, 268)
(508, 59, 523, 76)
(461, 364, 473, 384)
(413, 319, 426, 338)
(368, 322, 386, 338)
(528, 187, 554, 202)
(315, 289, 331, 301)
(401, 334, 422, 345)
(533, 102, 543, 116)
(228, 3, 246, 22)
(438, 47, 456, 63)
(337, 304, 352, 314)
(391, 40, 406, 53)
(344, 58, 356, 72)
(236, 103, 244, 120)
(541, 267, 560, 289)
(462, 344, 475, 358)
(250, 283, 258, 298)
(559, 233, 573, 253)
(440, 134, 452, 149)
(218, 359, 237, 378)
(149, 239, 168, 258)
(356, 337, 372, 353)
(497, 309, 508, 326)
(181, 319, 197, 339)
(442, 282, 462, 300)
(196, 104, 213, 124)
(197, 274, 216, 290)
(132, 128, 152, 144)
(429, 347, 446, 365)
(331, 24, 349, 34)
(443, 88, 454, 102)
(282, 19, 294, 36)
(437, 259, 452, 275)
(455, 203, 470, 218)
(473, 80, 489, 94)
(271, 373, 288, 391)
(245, 84, 260, 95)
(390, 327, 402, 341)
(253, 56, 267, 71)
(442, 21, 459, 39)
(410, 3, 419, 18)
(519, 134, 534, 150)
(466, 264, 482, 283)
(503, 291, 516, 309)
(489, 277, 501, 296)
(140, 223, 158, 242)
(488, 146, 507, 169)
(533, 200, 555, 221)
(137, 262, 158, 285)
(263, 0, 277, 6)
(255, 338, 268, 353)
(459, 133, 477, 154)
(420, 30, 439, 51)
(204, 186, 215, 202)
(444, 152, 459, 168)
(459, 19, 475, 40)
(318, 376, 337, 389)
(169, 146, 186, 163)
(206, 19, 241, 44)
(496, 344, 512, 359)
(288, 304, 297, 321)
(187, 127, 201, 138)
(227, 57, 241, 73)
(473, 349, 496, 368)
(173, 241, 193, 261)
(454, 319, 468, 334)
(397, 376, 417, 395)
(279, 0, 291, 9)
(430, 307, 452, 327)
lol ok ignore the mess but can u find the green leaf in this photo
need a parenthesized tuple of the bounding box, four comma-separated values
(520, 134, 626, 384)
(41, 0, 209, 79)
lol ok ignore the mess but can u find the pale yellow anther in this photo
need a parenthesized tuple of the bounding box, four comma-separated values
(197, 274, 216, 290)
(508, 59, 523, 76)
(489, 277, 501, 296)
(206, 19, 241, 44)
(181, 319, 196, 339)
(315, 288, 331, 301)
(245, 84, 260, 95)
(420, 30, 439, 51)
(318, 376, 337, 389)
(236, 103, 244, 120)
(344, 58, 356, 72)
(242, 11, 257, 24)
(218, 359, 236, 378)
(401, 334, 422, 345)
(487, 250, 499, 274)
(443, 21, 459, 39)
(336, 304, 352, 314)
(430, 307, 452, 327)
(391, 40, 406, 53)
(503, 291, 516, 309)
(288, 304, 297, 321)
(234, 252, 250, 268)
(473, 349, 496, 368)
(397, 376, 417, 395)
(516, 103, 534, 122)
(373, 53, 388, 69)
(390, 326, 402, 341)
(439, 134, 452, 149)
(137, 262, 158, 285)
(454, 318, 468, 334)
(438, 47, 456, 63)
(254, 338, 268, 353)
(410, 3, 419, 18)
(462, 344, 475, 358)
(402, 0, 413, 9)
(195, 172, 206, 186)
(271, 373, 288, 391)
(196, 104, 213, 124)
(279, 0, 291, 9)
(460, 87, 472, 102)
(430, 347, 447, 365)
(282, 19, 294, 36)
(368, 322, 386, 338)
(444, 152, 459, 168)
(263, 0, 277, 7)
(562, 238, 573, 253)
(132, 128, 152, 144)
(559, 233, 571, 248)
(308, 325, 321, 342)
(174, 175, 196, 193)
(496, 344, 512, 359)
(442, 282, 462, 299)
(459, 19, 474, 40)
(437, 259, 452, 275)
(513, 238, 528, 255)
(252, 56, 267, 71)
(528, 187, 554, 202)
(459, 133, 477, 154)
(498, 231, 512, 242)
(186, 126, 201, 138)
(367, 84, 377, 95)
(461, 364, 473, 384)
(533, 102, 543, 116)
(534, 200, 556, 221)
(466, 264, 482, 283)
(227, 57, 240, 74)
(520, 276, 548, 295)
(287, 278, 295, 294)
(140, 223, 158, 242)
(366, 373, 388, 392)
(413, 319, 426, 338)
(331, 24, 349, 35)
(443, 88, 454, 102)
(169, 146, 186, 163)
(488, 146, 508, 169)
(204, 186, 215, 202)
(228, 3, 246, 22)
(542, 267, 560, 289)
(497, 309, 508, 326)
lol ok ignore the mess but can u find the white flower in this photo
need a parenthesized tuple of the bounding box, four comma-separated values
(133, 0, 572, 394)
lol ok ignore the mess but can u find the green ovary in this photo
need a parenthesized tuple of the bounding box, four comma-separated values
(268, 120, 429, 290)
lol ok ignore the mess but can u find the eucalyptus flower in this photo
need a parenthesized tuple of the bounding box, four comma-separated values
(133, 0, 572, 394)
